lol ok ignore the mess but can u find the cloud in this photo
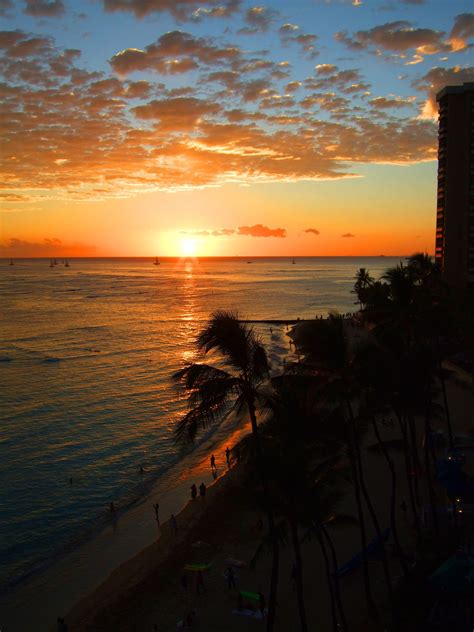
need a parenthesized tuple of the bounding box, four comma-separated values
(304, 228, 320, 235)
(315, 64, 337, 75)
(132, 97, 221, 129)
(24, 0, 65, 17)
(180, 230, 210, 236)
(0, 237, 96, 256)
(335, 21, 451, 62)
(238, 224, 286, 238)
(212, 228, 236, 236)
(239, 6, 278, 34)
(341, 232, 355, 237)
(279, 23, 318, 58)
(368, 96, 414, 109)
(449, 13, 474, 51)
(103, 0, 241, 21)
(109, 31, 240, 76)
(0, 28, 444, 203)
(413, 66, 474, 118)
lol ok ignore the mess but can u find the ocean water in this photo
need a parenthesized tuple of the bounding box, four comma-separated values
(0, 256, 399, 596)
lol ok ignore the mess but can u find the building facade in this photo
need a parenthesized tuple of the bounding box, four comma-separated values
(435, 82, 474, 291)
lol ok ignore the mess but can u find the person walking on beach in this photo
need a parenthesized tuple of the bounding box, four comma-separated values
(170, 513, 178, 535)
(196, 569, 206, 595)
(153, 502, 160, 524)
(210, 454, 216, 471)
(225, 446, 231, 468)
(199, 482, 206, 500)
(190, 483, 197, 500)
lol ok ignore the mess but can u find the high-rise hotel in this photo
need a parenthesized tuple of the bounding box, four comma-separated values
(435, 82, 474, 290)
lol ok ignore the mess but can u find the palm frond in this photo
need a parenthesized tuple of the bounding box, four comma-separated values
(173, 362, 233, 392)
(174, 397, 234, 445)
(197, 311, 252, 371)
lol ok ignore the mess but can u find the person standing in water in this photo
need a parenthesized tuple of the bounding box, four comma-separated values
(210, 454, 216, 471)
(153, 502, 160, 523)
(190, 484, 197, 500)
(225, 446, 231, 468)
(199, 482, 206, 500)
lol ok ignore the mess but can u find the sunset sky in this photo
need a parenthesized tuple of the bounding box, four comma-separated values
(1, 0, 473, 257)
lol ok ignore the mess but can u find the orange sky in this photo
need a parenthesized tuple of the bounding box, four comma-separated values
(1, 1, 472, 257)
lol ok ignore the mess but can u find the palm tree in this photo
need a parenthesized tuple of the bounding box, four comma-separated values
(353, 267, 374, 309)
(173, 311, 279, 632)
(289, 315, 394, 619)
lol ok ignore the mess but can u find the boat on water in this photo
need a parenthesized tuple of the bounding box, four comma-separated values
(65, 260, 70, 267)
(292, 258, 296, 264)
(153, 257, 160, 266)
(9, 259, 14, 266)
(49, 260, 54, 268)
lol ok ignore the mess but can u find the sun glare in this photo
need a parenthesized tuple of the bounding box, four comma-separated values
(180, 238, 197, 257)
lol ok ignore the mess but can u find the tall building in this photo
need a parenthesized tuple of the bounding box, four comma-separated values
(435, 82, 474, 291)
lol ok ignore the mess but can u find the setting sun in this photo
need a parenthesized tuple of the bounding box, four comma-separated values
(180, 238, 198, 257)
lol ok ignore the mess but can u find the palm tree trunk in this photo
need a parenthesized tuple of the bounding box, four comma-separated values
(348, 403, 394, 608)
(437, 337, 454, 449)
(423, 411, 439, 536)
(289, 518, 308, 632)
(344, 403, 378, 619)
(248, 403, 279, 632)
(316, 527, 339, 632)
(322, 524, 349, 632)
(408, 415, 421, 506)
(396, 412, 423, 551)
(371, 417, 409, 577)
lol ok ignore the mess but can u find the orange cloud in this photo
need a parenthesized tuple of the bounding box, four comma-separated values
(304, 228, 320, 235)
(0, 237, 96, 256)
(449, 13, 474, 51)
(341, 232, 355, 237)
(238, 224, 286, 238)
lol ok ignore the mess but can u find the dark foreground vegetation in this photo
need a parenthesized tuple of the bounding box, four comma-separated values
(174, 253, 473, 632)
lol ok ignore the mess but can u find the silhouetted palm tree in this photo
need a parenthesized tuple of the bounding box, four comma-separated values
(173, 311, 279, 632)
(289, 315, 394, 619)
(353, 267, 374, 309)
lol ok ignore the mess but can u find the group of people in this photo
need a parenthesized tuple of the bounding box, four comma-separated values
(190, 482, 207, 501)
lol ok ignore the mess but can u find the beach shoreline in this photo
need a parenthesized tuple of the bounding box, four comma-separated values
(64, 456, 243, 631)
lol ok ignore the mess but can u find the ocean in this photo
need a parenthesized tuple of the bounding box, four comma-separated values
(0, 256, 399, 622)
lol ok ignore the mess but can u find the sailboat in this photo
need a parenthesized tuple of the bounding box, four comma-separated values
(65, 259, 70, 267)
(153, 257, 160, 266)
